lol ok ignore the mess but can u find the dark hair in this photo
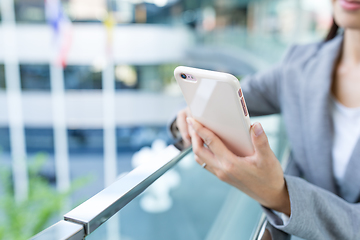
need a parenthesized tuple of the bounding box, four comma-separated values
(325, 19, 339, 42)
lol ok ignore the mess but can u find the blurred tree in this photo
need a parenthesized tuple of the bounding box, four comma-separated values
(0, 153, 91, 240)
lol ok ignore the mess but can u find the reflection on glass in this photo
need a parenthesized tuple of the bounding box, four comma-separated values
(20, 64, 51, 91)
(0, 65, 5, 89)
(14, 0, 46, 23)
(64, 65, 102, 90)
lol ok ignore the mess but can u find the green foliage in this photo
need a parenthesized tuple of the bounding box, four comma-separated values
(0, 153, 92, 240)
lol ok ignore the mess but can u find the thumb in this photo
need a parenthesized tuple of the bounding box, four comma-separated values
(251, 122, 271, 156)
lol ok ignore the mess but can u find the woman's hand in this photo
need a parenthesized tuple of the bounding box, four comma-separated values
(187, 117, 291, 216)
(176, 107, 192, 147)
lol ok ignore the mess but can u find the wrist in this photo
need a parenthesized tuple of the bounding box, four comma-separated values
(273, 181, 291, 216)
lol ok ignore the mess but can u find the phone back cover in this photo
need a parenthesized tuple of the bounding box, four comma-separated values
(175, 66, 254, 157)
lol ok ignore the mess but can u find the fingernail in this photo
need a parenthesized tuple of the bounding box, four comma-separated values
(186, 117, 193, 126)
(253, 123, 263, 137)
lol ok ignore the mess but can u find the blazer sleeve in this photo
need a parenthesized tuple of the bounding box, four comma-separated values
(241, 45, 297, 117)
(263, 175, 360, 240)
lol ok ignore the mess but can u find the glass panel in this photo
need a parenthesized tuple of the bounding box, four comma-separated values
(0, 64, 5, 89)
(64, 65, 102, 90)
(20, 64, 51, 91)
(86, 150, 262, 240)
(85, 115, 284, 239)
(14, 0, 46, 23)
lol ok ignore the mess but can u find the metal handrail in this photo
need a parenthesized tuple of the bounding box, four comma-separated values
(251, 214, 269, 240)
(31, 145, 192, 239)
(29, 221, 85, 240)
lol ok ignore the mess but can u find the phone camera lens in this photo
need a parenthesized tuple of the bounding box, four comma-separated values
(180, 73, 187, 79)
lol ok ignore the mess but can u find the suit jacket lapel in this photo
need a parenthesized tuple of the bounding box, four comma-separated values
(301, 36, 343, 194)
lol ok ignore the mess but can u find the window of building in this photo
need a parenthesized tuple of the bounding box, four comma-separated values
(134, 64, 179, 92)
(0, 64, 5, 89)
(20, 64, 51, 91)
(68, 129, 103, 153)
(64, 65, 102, 90)
(114, 65, 139, 90)
(14, 0, 46, 23)
(116, 126, 170, 153)
(62, 0, 105, 23)
(25, 128, 54, 153)
(0, 128, 10, 153)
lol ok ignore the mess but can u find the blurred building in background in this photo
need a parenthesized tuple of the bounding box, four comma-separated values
(0, 0, 332, 238)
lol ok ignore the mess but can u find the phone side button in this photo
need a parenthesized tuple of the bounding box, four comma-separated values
(240, 97, 248, 116)
(238, 88, 243, 98)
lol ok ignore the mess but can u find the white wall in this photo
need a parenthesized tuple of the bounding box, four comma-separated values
(0, 91, 185, 128)
(0, 24, 194, 64)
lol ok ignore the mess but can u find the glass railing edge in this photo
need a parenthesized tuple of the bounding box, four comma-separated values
(64, 145, 192, 235)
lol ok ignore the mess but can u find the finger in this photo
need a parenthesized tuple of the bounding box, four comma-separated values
(177, 110, 191, 145)
(194, 155, 216, 175)
(189, 125, 214, 162)
(251, 122, 271, 157)
(187, 117, 230, 158)
(189, 125, 217, 175)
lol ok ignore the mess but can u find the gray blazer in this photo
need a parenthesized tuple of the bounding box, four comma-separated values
(241, 35, 360, 240)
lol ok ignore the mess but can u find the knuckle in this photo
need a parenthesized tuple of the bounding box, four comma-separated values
(203, 134, 213, 146)
(223, 161, 234, 175)
(217, 170, 228, 182)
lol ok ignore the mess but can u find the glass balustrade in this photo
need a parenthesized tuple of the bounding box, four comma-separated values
(31, 114, 286, 240)
(87, 150, 263, 240)
(87, 115, 284, 240)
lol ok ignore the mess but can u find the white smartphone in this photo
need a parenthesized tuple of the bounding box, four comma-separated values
(174, 66, 254, 157)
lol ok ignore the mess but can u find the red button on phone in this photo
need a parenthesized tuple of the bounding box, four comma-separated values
(241, 98, 248, 116)
(238, 88, 243, 98)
